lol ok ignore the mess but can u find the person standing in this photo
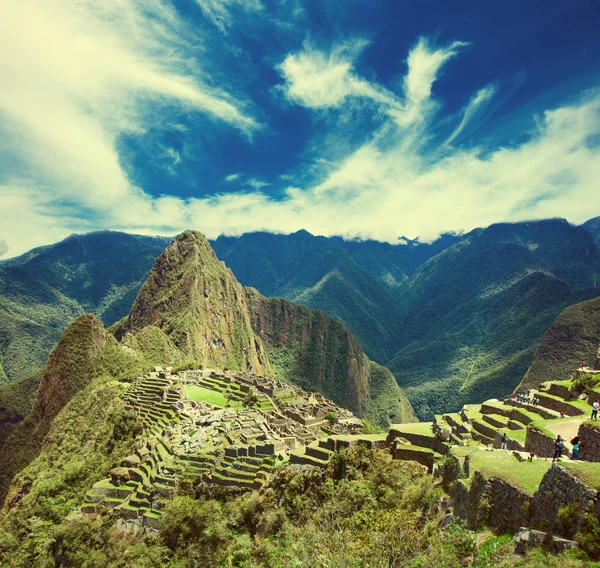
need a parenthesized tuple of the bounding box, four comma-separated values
(500, 433, 508, 450)
(592, 400, 599, 420)
(553, 436, 565, 461)
(571, 436, 581, 460)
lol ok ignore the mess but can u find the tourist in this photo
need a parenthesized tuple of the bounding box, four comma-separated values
(560, 411, 565, 418)
(571, 440, 581, 460)
(594, 358, 599, 370)
(582, 360, 586, 369)
(500, 433, 508, 450)
(553, 436, 565, 461)
(592, 400, 599, 420)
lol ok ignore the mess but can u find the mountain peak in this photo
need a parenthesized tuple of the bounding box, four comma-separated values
(123, 231, 270, 373)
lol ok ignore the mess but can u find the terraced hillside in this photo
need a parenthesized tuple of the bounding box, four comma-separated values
(80, 367, 362, 531)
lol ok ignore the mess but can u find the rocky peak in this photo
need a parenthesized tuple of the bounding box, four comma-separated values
(123, 231, 270, 373)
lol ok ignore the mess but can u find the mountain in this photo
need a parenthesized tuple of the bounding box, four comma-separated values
(211, 231, 460, 363)
(111, 231, 413, 425)
(387, 219, 600, 419)
(0, 231, 170, 383)
(519, 295, 600, 390)
(582, 216, 600, 248)
(0, 231, 415, 506)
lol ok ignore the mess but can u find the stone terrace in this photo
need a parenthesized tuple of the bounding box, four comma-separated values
(80, 367, 363, 532)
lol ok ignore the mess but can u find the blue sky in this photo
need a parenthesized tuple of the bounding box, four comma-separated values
(0, 0, 599, 257)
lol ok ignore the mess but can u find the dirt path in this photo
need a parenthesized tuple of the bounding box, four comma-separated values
(545, 418, 586, 445)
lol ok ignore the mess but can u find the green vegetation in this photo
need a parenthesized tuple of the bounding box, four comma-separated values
(560, 462, 600, 490)
(0, 231, 169, 384)
(520, 295, 600, 392)
(183, 385, 231, 407)
(451, 446, 552, 494)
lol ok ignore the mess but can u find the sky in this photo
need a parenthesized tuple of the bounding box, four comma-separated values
(1, 0, 600, 258)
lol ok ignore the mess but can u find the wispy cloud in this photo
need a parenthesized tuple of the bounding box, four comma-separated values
(277, 37, 468, 133)
(0, 0, 259, 254)
(224, 173, 242, 182)
(196, 0, 263, 33)
(245, 178, 270, 190)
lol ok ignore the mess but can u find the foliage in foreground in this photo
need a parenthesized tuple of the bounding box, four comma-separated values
(1, 445, 598, 567)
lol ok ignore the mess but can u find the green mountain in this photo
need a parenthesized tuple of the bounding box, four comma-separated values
(388, 219, 600, 419)
(519, 295, 600, 390)
(0, 231, 170, 383)
(0, 231, 415, 505)
(112, 231, 414, 425)
(212, 232, 407, 363)
(582, 216, 600, 248)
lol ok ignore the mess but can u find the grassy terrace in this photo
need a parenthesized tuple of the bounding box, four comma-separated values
(498, 427, 526, 443)
(389, 422, 434, 435)
(560, 462, 600, 489)
(451, 446, 552, 494)
(184, 385, 240, 408)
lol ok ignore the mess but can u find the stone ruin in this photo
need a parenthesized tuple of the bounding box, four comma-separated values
(79, 367, 362, 533)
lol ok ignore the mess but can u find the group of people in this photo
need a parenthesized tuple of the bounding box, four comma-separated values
(511, 391, 540, 406)
(553, 435, 581, 461)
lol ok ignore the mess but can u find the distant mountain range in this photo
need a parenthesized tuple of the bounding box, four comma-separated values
(1, 216, 600, 420)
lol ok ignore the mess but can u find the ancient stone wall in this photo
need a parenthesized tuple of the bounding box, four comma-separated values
(531, 464, 599, 534)
(486, 477, 531, 531)
(525, 427, 569, 458)
(451, 470, 531, 532)
(386, 430, 449, 455)
(535, 394, 583, 417)
(578, 422, 600, 462)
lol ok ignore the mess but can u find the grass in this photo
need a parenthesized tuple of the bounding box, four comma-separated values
(184, 385, 240, 408)
(389, 422, 434, 435)
(560, 462, 600, 489)
(498, 427, 526, 444)
(451, 446, 552, 494)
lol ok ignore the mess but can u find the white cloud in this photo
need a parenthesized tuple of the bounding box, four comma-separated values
(1, 21, 599, 259)
(245, 178, 270, 190)
(277, 37, 468, 135)
(444, 85, 497, 146)
(0, 0, 259, 256)
(278, 39, 400, 111)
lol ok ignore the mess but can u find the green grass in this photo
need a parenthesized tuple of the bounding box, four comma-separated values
(498, 427, 526, 444)
(451, 446, 552, 494)
(184, 385, 240, 408)
(560, 462, 600, 489)
(389, 422, 433, 435)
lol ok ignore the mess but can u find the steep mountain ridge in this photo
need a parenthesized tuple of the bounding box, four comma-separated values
(388, 219, 600, 418)
(111, 231, 412, 424)
(0, 231, 170, 383)
(116, 231, 269, 374)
